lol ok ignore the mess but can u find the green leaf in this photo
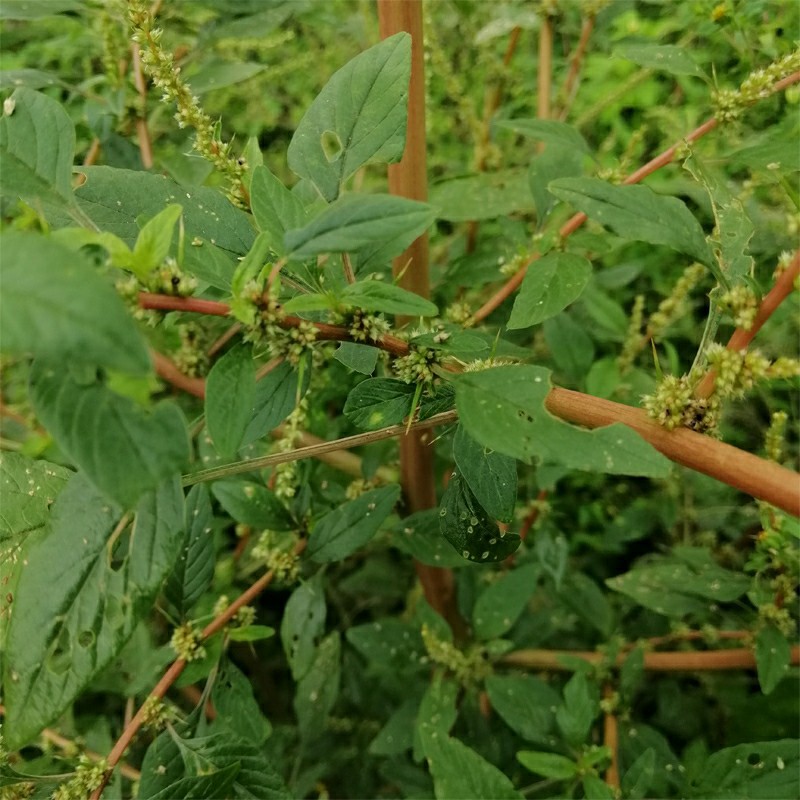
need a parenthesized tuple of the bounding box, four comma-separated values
(439, 470, 521, 563)
(342, 279, 438, 316)
(582, 774, 616, 799)
(285, 194, 434, 260)
(528, 145, 584, 226)
(3, 474, 183, 748)
(606, 547, 750, 617)
(280, 573, 327, 680)
(497, 118, 591, 153)
(346, 618, 426, 671)
(0, 453, 70, 544)
(485, 674, 559, 745)
(453, 425, 517, 524)
(187, 60, 265, 94)
(414, 672, 458, 760)
(549, 178, 713, 265)
(334, 342, 379, 375)
(0, 231, 151, 375)
(369, 696, 420, 756)
(212, 660, 272, 744)
(425, 735, 523, 799)
(164, 485, 214, 619)
(131, 204, 183, 278)
(614, 43, 706, 77)
(556, 672, 599, 747)
(30, 362, 189, 508)
(0, 68, 60, 90)
(343, 378, 416, 430)
(755, 626, 791, 695)
(205, 343, 256, 459)
(508, 252, 592, 329)
(390, 509, 475, 568)
(472, 563, 539, 640)
(294, 632, 341, 740)
(146, 764, 241, 800)
(0, 0, 81, 18)
(622, 748, 656, 800)
(430, 168, 534, 222)
(517, 751, 579, 780)
(308, 485, 400, 562)
(211, 480, 293, 530)
(454, 366, 671, 477)
(687, 740, 800, 799)
(559, 572, 614, 637)
(227, 624, 274, 642)
(243, 360, 305, 446)
(250, 165, 307, 255)
(287, 32, 411, 201)
(0, 88, 74, 209)
(544, 312, 596, 380)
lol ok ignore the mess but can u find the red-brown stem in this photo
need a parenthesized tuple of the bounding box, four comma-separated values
(518, 490, 548, 541)
(152, 350, 206, 398)
(603, 684, 620, 790)
(470, 71, 800, 325)
(130, 43, 153, 170)
(206, 323, 242, 358)
(378, 0, 462, 638)
(537, 14, 553, 124)
(558, 15, 595, 121)
(694, 250, 800, 399)
(83, 137, 102, 167)
(91, 540, 306, 799)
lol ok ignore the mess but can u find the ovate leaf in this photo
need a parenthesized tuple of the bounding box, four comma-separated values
(294, 632, 341, 740)
(528, 144, 584, 226)
(508, 252, 592, 329)
(754, 626, 791, 695)
(0, 231, 151, 374)
(131, 204, 183, 278)
(549, 178, 713, 265)
(430, 168, 534, 222)
(472, 563, 539, 640)
(243, 360, 305, 446)
(3, 474, 183, 748)
(556, 672, 599, 747)
(250, 165, 307, 255)
(30, 362, 189, 508)
(212, 660, 272, 745)
(486, 674, 559, 744)
(288, 32, 411, 201)
(280, 573, 327, 680)
(517, 751, 579, 780)
(211, 480, 293, 530)
(343, 378, 416, 430)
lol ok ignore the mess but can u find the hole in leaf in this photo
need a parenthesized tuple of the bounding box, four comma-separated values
(78, 630, 95, 648)
(747, 753, 761, 766)
(321, 130, 343, 163)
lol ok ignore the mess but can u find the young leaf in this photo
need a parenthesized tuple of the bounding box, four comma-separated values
(284, 193, 434, 260)
(614, 43, 706, 78)
(287, 32, 411, 201)
(343, 378, 416, 430)
(0, 87, 74, 209)
(250, 164, 307, 255)
(556, 672, 599, 747)
(516, 751, 579, 780)
(453, 424, 517, 523)
(342, 279, 438, 316)
(307, 485, 401, 562)
(497, 118, 591, 153)
(439, 470, 521, 563)
(485, 674, 560, 744)
(507, 252, 592, 329)
(280, 573, 327, 680)
(211, 480, 293, 530)
(3, 474, 183, 749)
(132, 204, 183, 278)
(754, 626, 791, 695)
(0, 232, 151, 375)
(30, 362, 189, 508)
(294, 632, 341, 740)
(472, 562, 539, 640)
(164, 484, 215, 619)
(212, 660, 272, 745)
(548, 178, 713, 265)
(205, 343, 256, 459)
(454, 366, 671, 477)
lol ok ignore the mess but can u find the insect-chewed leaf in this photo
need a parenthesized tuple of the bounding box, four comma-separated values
(439, 470, 520, 563)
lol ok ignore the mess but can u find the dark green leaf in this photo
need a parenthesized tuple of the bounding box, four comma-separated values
(280, 573, 327, 680)
(343, 378, 416, 430)
(307, 485, 400, 562)
(369, 697, 420, 756)
(414, 672, 458, 760)
(390, 509, 475, 568)
(205, 343, 256, 459)
(430, 168, 534, 222)
(516, 751, 578, 780)
(334, 342, 379, 375)
(164, 485, 215, 619)
(472, 563, 539, 640)
(30, 362, 189, 508)
(346, 618, 426, 671)
(0, 231, 151, 375)
(582, 774, 616, 799)
(544, 312, 596, 380)
(250, 165, 307, 255)
(3, 474, 183, 748)
(243, 360, 305, 446)
(212, 660, 271, 744)
(559, 572, 614, 637)
(528, 145, 584, 226)
(755, 626, 791, 695)
(508, 252, 592, 329)
(486, 674, 559, 744)
(556, 672, 599, 747)
(549, 178, 713, 265)
(288, 32, 411, 201)
(439, 470, 521, 563)
(342, 279, 438, 316)
(623, 748, 656, 800)
(295, 632, 341, 740)
(614, 43, 706, 77)
(497, 118, 591, 153)
(146, 764, 240, 800)
(211, 480, 293, 530)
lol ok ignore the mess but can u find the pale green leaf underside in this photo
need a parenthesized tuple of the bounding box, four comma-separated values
(614, 43, 706, 78)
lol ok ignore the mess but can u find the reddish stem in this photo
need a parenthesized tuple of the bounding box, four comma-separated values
(603, 684, 620, 790)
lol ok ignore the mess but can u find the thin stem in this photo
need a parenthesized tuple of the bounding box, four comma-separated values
(83, 137, 102, 166)
(206, 323, 242, 358)
(342, 252, 356, 284)
(537, 14, 553, 125)
(557, 15, 595, 121)
(602, 684, 620, 790)
(130, 42, 153, 170)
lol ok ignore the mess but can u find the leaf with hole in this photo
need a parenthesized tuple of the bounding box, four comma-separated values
(280, 573, 326, 680)
(343, 378, 416, 430)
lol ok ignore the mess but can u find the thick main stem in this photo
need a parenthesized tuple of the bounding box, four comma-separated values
(377, 0, 461, 635)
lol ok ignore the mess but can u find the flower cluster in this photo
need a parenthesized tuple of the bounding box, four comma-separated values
(706, 345, 799, 398)
(647, 263, 706, 340)
(445, 301, 473, 326)
(149, 258, 198, 298)
(758, 602, 795, 638)
(213, 595, 257, 629)
(764, 411, 788, 463)
(140, 696, 175, 731)
(393, 347, 438, 384)
(172, 322, 210, 378)
(170, 622, 206, 662)
(642, 375, 718, 433)
(251, 530, 300, 584)
(52, 755, 107, 800)
(127, 0, 247, 206)
(717, 284, 758, 330)
(273, 398, 309, 500)
(347, 309, 390, 343)
(420, 624, 491, 687)
(345, 477, 379, 500)
(618, 294, 646, 374)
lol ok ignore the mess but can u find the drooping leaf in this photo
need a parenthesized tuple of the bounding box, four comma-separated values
(250, 165, 307, 255)
(507, 252, 592, 329)
(486, 674, 560, 744)
(516, 751, 579, 780)
(614, 43, 706, 77)
(212, 660, 272, 745)
(453, 425, 517, 524)
(294, 632, 341, 740)
(287, 32, 411, 201)
(205, 343, 256, 459)
(164, 484, 215, 619)
(3, 473, 183, 748)
(285, 194, 434, 260)
(0, 88, 74, 209)
(307, 485, 400, 562)
(454, 366, 671, 477)
(342, 279, 438, 316)
(549, 178, 713, 265)
(0, 231, 151, 375)
(472, 563, 539, 640)
(30, 362, 189, 508)
(280, 573, 327, 680)
(430, 168, 535, 222)
(211, 480, 293, 530)
(343, 378, 416, 430)
(439, 470, 521, 563)
(497, 118, 591, 153)
(754, 626, 791, 695)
